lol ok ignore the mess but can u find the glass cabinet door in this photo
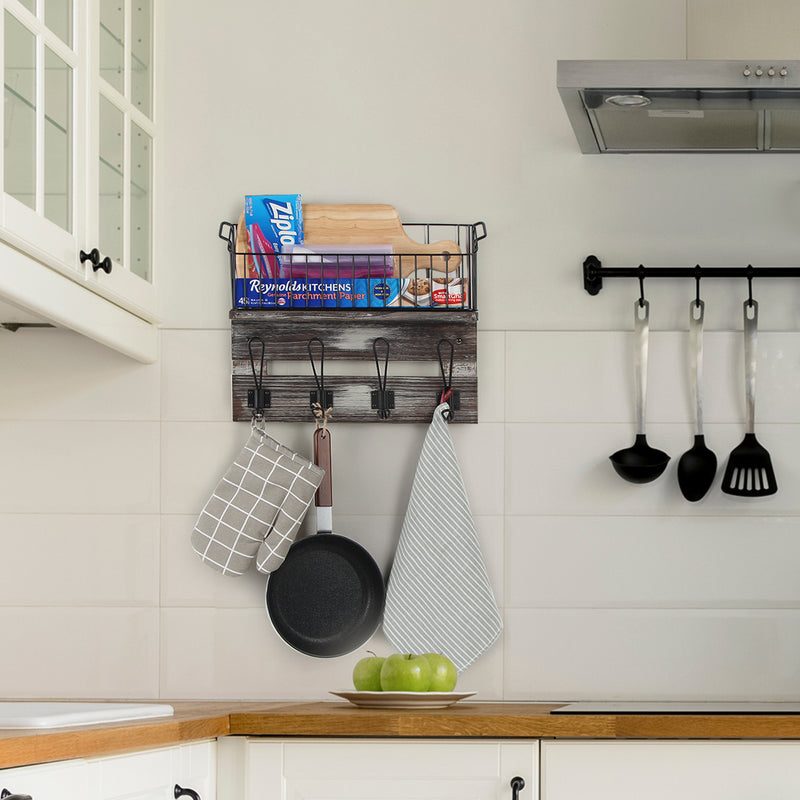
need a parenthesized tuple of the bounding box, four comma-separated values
(3, 0, 78, 266)
(90, 0, 154, 309)
(0, 0, 156, 320)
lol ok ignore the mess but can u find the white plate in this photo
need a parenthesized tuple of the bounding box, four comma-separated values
(330, 691, 476, 709)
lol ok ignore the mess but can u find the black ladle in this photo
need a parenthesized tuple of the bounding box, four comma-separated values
(677, 300, 717, 501)
(610, 299, 670, 483)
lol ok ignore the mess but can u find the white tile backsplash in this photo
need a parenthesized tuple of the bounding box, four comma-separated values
(0, 514, 159, 606)
(160, 607, 382, 700)
(504, 609, 800, 701)
(507, 331, 800, 425)
(506, 422, 800, 516)
(477, 331, 505, 423)
(161, 329, 232, 421)
(507, 515, 800, 609)
(6, 0, 800, 704)
(0, 421, 160, 513)
(0, 608, 159, 698)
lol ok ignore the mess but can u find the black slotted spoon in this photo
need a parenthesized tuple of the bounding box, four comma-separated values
(721, 299, 777, 497)
(677, 299, 717, 501)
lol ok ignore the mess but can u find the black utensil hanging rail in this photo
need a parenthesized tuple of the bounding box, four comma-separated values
(583, 255, 800, 295)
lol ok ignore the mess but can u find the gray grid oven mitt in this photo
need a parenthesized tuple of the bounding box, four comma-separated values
(383, 402, 503, 672)
(191, 427, 324, 576)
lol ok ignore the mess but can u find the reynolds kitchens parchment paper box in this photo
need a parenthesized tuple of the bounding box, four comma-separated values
(237, 277, 405, 308)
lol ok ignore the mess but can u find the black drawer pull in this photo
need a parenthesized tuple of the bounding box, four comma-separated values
(174, 785, 200, 800)
(510, 776, 525, 800)
(1, 789, 32, 800)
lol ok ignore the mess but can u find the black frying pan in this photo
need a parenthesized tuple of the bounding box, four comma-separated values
(265, 428, 385, 657)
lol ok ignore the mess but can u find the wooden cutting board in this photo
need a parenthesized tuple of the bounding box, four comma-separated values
(303, 204, 461, 276)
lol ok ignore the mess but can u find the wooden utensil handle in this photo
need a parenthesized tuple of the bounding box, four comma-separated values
(313, 428, 333, 507)
(397, 249, 461, 276)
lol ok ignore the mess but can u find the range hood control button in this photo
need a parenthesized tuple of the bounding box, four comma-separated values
(768, 67, 776, 77)
(755, 66, 764, 76)
(743, 65, 751, 76)
(781, 66, 789, 77)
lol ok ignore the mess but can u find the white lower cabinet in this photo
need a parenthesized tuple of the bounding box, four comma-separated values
(0, 740, 216, 800)
(217, 738, 538, 800)
(0, 758, 89, 800)
(542, 740, 800, 800)
(90, 741, 216, 800)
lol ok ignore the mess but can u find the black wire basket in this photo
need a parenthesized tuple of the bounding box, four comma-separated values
(219, 220, 486, 311)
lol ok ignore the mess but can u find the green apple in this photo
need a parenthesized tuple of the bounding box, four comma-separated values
(352, 651, 385, 691)
(380, 653, 432, 692)
(421, 653, 458, 692)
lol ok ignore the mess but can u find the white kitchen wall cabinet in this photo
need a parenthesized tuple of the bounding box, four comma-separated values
(217, 738, 537, 800)
(541, 740, 800, 800)
(1, 0, 159, 362)
(0, 741, 215, 800)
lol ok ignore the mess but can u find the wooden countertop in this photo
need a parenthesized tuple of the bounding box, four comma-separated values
(6, 700, 800, 769)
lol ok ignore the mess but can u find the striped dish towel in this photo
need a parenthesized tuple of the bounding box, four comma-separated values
(382, 403, 502, 672)
(191, 427, 324, 576)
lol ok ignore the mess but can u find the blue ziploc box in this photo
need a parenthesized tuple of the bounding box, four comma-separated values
(244, 194, 303, 279)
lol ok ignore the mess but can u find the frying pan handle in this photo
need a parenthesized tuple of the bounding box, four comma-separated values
(313, 428, 333, 507)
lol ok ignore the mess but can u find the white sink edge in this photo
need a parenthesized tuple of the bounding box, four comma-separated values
(0, 702, 175, 729)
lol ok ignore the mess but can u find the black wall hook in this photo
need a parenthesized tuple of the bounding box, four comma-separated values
(308, 337, 333, 412)
(247, 337, 270, 413)
(436, 338, 460, 420)
(371, 337, 394, 419)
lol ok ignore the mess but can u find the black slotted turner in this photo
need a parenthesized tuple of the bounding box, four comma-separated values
(721, 300, 777, 497)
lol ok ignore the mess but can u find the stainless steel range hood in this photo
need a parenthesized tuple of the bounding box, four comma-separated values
(557, 60, 800, 153)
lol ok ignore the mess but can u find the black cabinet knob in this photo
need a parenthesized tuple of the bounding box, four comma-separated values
(79, 248, 100, 267)
(79, 248, 113, 274)
(95, 256, 113, 274)
(510, 777, 525, 800)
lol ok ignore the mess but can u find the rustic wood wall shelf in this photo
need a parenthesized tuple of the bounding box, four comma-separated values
(230, 309, 478, 423)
